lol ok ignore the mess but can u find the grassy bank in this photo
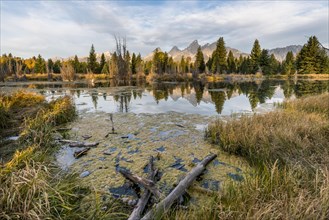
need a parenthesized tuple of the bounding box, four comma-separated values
(0, 91, 128, 219)
(204, 93, 329, 219)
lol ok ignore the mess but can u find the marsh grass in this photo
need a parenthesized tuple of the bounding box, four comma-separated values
(1, 91, 127, 219)
(0, 102, 10, 129)
(203, 93, 329, 219)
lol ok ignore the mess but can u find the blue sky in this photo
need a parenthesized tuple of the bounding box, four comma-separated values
(1, 0, 328, 59)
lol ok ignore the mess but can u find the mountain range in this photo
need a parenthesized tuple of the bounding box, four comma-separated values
(143, 40, 304, 62)
(53, 40, 307, 63)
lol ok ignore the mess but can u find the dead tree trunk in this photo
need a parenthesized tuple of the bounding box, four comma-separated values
(128, 156, 157, 220)
(141, 153, 217, 220)
(119, 168, 162, 199)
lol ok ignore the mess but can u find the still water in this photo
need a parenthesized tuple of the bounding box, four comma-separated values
(1, 79, 328, 115)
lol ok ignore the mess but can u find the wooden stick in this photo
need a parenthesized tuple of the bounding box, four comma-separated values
(141, 153, 217, 220)
(119, 168, 162, 199)
(128, 156, 158, 220)
(74, 147, 90, 159)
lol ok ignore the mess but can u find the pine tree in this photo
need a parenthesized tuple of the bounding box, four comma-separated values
(211, 37, 227, 74)
(73, 55, 80, 73)
(47, 59, 54, 73)
(227, 50, 236, 73)
(87, 44, 98, 73)
(296, 36, 329, 74)
(135, 53, 143, 75)
(282, 51, 296, 75)
(259, 49, 270, 74)
(98, 53, 106, 74)
(131, 53, 137, 75)
(53, 60, 61, 73)
(194, 46, 205, 75)
(34, 54, 46, 73)
(269, 54, 280, 74)
(250, 39, 262, 74)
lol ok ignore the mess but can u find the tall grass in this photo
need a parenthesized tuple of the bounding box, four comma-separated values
(204, 93, 329, 219)
(1, 92, 128, 219)
(0, 102, 10, 129)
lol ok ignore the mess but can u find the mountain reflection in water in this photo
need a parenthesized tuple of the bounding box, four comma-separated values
(4, 79, 328, 115)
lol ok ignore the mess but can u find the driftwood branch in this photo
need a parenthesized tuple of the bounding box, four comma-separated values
(128, 156, 158, 220)
(141, 153, 217, 220)
(119, 168, 162, 199)
(58, 139, 99, 148)
(74, 147, 90, 159)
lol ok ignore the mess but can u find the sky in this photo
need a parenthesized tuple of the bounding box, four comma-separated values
(1, 0, 328, 59)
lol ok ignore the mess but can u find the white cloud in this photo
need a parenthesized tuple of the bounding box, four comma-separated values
(1, 0, 328, 58)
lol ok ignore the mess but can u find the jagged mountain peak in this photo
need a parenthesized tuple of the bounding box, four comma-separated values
(185, 40, 200, 54)
(169, 46, 181, 55)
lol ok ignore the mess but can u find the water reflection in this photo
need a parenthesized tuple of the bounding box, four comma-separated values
(3, 79, 328, 115)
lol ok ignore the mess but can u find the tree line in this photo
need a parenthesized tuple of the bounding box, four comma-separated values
(0, 36, 328, 82)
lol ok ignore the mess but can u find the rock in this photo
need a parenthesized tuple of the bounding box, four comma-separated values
(128, 199, 138, 206)
(80, 170, 91, 178)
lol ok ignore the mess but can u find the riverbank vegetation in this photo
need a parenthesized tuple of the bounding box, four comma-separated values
(203, 93, 329, 219)
(1, 36, 328, 83)
(0, 91, 128, 219)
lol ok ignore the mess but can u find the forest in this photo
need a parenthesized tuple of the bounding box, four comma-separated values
(0, 36, 328, 82)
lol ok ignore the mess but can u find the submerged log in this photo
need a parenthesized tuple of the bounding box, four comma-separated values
(128, 156, 158, 220)
(58, 140, 99, 148)
(74, 147, 90, 159)
(141, 153, 217, 220)
(119, 168, 162, 200)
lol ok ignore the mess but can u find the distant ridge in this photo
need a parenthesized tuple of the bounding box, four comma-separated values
(268, 45, 303, 62)
(52, 41, 326, 63)
(145, 39, 249, 62)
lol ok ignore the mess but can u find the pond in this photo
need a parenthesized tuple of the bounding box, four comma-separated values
(1, 79, 328, 115)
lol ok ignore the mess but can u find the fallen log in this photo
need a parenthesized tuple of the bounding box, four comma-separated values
(141, 153, 217, 220)
(128, 156, 158, 220)
(58, 140, 99, 147)
(74, 147, 90, 159)
(119, 168, 162, 200)
(69, 142, 99, 148)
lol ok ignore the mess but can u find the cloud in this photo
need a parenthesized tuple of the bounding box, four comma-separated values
(1, 0, 328, 58)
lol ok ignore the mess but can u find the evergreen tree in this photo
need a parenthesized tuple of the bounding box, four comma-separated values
(211, 37, 227, 74)
(87, 44, 98, 73)
(227, 50, 236, 73)
(53, 60, 61, 73)
(250, 39, 262, 74)
(282, 51, 296, 75)
(194, 46, 205, 74)
(269, 54, 280, 74)
(296, 36, 329, 74)
(131, 53, 137, 74)
(98, 53, 106, 74)
(101, 62, 109, 74)
(180, 56, 186, 74)
(259, 49, 271, 74)
(73, 55, 80, 73)
(47, 59, 54, 73)
(34, 54, 46, 73)
(136, 53, 143, 74)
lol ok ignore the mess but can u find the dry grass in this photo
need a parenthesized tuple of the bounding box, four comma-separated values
(60, 63, 75, 82)
(0, 91, 128, 220)
(0, 102, 10, 129)
(203, 93, 329, 219)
